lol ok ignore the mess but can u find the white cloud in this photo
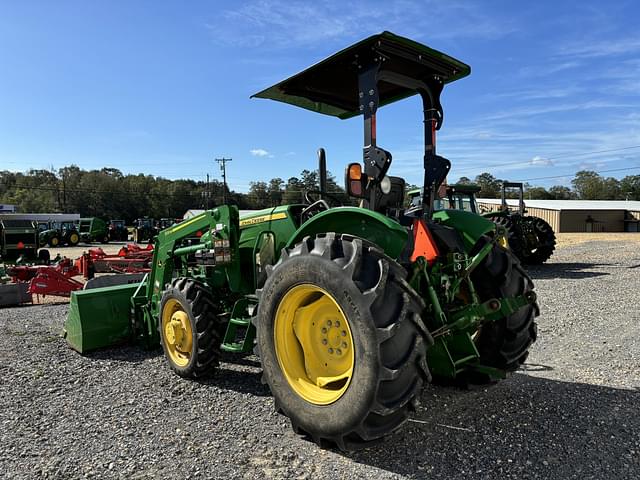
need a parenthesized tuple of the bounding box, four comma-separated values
(530, 156, 554, 166)
(250, 148, 269, 157)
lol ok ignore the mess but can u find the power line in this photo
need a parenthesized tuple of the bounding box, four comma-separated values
(453, 144, 640, 174)
(517, 165, 640, 182)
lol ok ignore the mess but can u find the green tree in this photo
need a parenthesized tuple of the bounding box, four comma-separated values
(525, 186, 553, 199)
(248, 181, 270, 209)
(474, 172, 501, 198)
(620, 175, 640, 200)
(267, 178, 284, 206)
(548, 185, 576, 200)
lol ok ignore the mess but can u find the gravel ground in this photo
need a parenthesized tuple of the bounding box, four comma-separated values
(1, 239, 639, 479)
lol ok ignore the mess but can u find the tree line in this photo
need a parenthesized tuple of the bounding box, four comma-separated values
(1, 166, 638, 223)
(456, 171, 639, 201)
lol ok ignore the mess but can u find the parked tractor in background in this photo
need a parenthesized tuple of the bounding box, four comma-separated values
(38, 221, 80, 247)
(108, 220, 129, 241)
(79, 217, 109, 244)
(410, 183, 556, 265)
(157, 218, 178, 230)
(483, 182, 556, 265)
(132, 218, 157, 244)
(0, 219, 38, 261)
(65, 32, 538, 451)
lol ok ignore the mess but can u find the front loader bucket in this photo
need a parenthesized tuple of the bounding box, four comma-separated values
(64, 283, 140, 353)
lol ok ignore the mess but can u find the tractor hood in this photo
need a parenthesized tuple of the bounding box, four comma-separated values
(252, 31, 470, 119)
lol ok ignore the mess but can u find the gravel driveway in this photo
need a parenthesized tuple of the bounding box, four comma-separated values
(1, 239, 639, 479)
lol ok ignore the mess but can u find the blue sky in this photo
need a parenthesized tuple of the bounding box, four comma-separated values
(1, 1, 639, 192)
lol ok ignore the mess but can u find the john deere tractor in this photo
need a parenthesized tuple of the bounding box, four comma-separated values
(65, 32, 538, 450)
(483, 182, 556, 265)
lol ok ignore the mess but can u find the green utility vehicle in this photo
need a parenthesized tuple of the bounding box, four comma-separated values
(108, 220, 128, 241)
(38, 221, 80, 247)
(0, 219, 38, 260)
(79, 217, 109, 243)
(65, 32, 538, 450)
(483, 182, 556, 265)
(132, 217, 157, 243)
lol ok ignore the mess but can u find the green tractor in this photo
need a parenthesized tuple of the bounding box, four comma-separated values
(65, 32, 538, 450)
(79, 217, 109, 244)
(38, 221, 80, 247)
(483, 182, 556, 265)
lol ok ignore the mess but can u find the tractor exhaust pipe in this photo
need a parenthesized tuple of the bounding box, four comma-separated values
(318, 148, 327, 200)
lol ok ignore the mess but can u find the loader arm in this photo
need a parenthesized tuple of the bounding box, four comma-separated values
(65, 206, 241, 353)
(139, 206, 241, 346)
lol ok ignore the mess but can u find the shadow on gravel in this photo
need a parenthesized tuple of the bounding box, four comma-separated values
(86, 345, 161, 362)
(346, 374, 640, 478)
(527, 262, 610, 279)
(197, 366, 271, 397)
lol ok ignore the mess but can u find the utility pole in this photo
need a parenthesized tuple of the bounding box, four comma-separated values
(215, 157, 232, 204)
(203, 173, 210, 209)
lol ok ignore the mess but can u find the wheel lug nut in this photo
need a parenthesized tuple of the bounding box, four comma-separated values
(328, 348, 334, 354)
(326, 320, 332, 327)
(336, 348, 342, 355)
(341, 330, 346, 336)
(335, 320, 340, 327)
(322, 339, 328, 345)
(321, 327, 327, 334)
(342, 342, 347, 348)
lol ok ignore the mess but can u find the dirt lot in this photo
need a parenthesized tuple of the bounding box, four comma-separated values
(1, 236, 639, 479)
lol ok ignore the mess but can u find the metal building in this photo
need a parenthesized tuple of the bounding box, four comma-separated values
(477, 199, 640, 233)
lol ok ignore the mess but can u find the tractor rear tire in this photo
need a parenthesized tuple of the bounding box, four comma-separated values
(487, 215, 524, 261)
(159, 278, 226, 378)
(255, 233, 432, 451)
(524, 217, 556, 265)
(470, 238, 539, 373)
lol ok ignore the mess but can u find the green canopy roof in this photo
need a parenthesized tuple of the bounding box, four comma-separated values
(252, 31, 470, 119)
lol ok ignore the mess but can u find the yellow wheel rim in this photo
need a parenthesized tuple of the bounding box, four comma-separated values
(51, 237, 59, 246)
(497, 234, 509, 249)
(70, 233, 79, 244)
(274, 284, 355, 405)
(161, 298, 194, 368)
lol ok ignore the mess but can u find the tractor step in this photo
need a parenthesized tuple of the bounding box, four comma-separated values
(221, 297, 257, 353)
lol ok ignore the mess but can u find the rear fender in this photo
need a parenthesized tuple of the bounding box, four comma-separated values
(432, 209, 495, 252)
(285, 207, 408, 259)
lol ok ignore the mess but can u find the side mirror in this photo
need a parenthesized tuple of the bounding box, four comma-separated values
(345, 163, 366, 198)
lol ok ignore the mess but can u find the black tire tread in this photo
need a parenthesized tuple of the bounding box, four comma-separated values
(525, 216, 556, 265)
(255, 233, 432, 451)
(159, 278, 226, 378)
(471, 238, 538, 372)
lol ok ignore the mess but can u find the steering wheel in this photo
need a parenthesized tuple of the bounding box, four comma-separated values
(301, 190, 343, 222)
(304, 189, 343, 207)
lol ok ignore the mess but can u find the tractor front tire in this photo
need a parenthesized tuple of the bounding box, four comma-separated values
(68, 232, 80, 246)
(256, 233, 432, 450)
(470, 238, 539, 373)
(159, 278, 225, 378)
